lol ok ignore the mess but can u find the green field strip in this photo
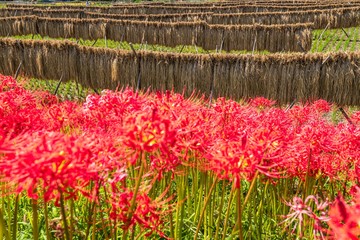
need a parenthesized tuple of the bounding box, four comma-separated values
(3, 27, 360, 56)
(339, 27, 358, 51)
(322, 29, 338, 52)
(327, 29, 340, 52)
(334, 29, 346, 51)
(311, 28, 337, 52)
(310, 29, 322, 52)
(20, 77, 95, 102)
(3, 34, 270, 55)
(311, 27, 360, 53)
(341, 27, 355, 51)
(350, 27, 359, 51)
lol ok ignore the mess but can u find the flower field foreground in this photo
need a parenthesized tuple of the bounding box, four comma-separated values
(0, 74, 359, 239)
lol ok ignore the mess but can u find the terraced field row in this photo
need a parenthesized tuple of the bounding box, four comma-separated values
(1, 37, 359, 105)
(0, 1, 359, 106)
(1, 7, 360, 29)
(0, 16, 312, 52)
(7, 2, 360, 14)
(0, 2, 359, 240)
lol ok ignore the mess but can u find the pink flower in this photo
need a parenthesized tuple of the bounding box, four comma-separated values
(281, 195, 330, 239)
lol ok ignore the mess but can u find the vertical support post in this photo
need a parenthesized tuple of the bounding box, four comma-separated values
(339, 107, 354, 125)
(130, 43, 141, 92)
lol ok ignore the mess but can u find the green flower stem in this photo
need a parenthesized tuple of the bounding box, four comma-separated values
(221, 183, 235, 240)
(304, 149, 312, 200)
(31, 198, 39, 240)
(101, 187, 112, 240)
(6, 196, 11, 238)
(175, 175, 186, 240)
(98, 201, 110, 240)
(257, 180, 269, 238)
(43, 199, 51, 240)
(130, 225, 136, 240)
(91, 205, 97, 240)
(214, 181, 226, 240)
(85, 200, 97, 240)
(0, 208, 10, 240)
(169, 209, 174, 239)
(70, 199, 75, 240)
(243, 171, 260, 211)
(237, 182, 243, 240)
(208, 182, 214, 239)
(232, 171, 259, 238)
(12, 194, 19, 240)
(194, 176, 218, 240)
(193, 172, 203, 226)
(122, 152, 145, 240)
(59, 191, 71, 240)
(203, 173, 208, 239)
(281, 179, 289, 216)
(165, 173, 174, 239)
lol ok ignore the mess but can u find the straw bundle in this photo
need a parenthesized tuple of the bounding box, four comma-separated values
(0, 16, 312, 53)
(204, 23, 312, 52)
(2, 6, 358, 30)
(0, 8, 34, 17)
(6, 2, 360, 15)
(1, 38, 359, 105)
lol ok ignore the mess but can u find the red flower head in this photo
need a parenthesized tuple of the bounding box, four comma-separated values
(249, 97, 276, 109)
(328, 193, 360, 240)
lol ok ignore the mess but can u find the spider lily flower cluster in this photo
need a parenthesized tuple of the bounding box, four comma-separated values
(0, 74, 359, 239)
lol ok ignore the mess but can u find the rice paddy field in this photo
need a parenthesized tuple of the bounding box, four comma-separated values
(0, 1, 359, 240)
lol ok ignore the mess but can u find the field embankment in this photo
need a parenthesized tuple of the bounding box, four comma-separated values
(1, 38, 359, 105)
(0, 16, 312, 52)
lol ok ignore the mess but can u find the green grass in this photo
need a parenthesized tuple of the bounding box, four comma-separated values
(311, 28, 336, 52)
(1, 1, 359, 55)
(18, 76, 359, 120)
(0, 7, 359, 240)
(19, 77, 96, 102)
(6, 34, 270, 55)
(311, 27, 360, 53)
(350, 27, 359, 51)
(6, 26, 360, 56)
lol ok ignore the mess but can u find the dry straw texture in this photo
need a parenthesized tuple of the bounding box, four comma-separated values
(0, 16, 312, 52)
(0, 38, 359, 105)
(1, 6, 358, 29)
(5, 3, 360, 14)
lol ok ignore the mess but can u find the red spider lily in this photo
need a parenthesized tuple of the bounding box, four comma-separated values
(121, 108, 180, 178)
(123, 108, 175, 153)
(33, 90, 59, 107)
(44, 101, 83, 132)
(151, 90, 210, 161)
(0, 74, 18, 91)
(1, 73, 360, 239)
(328, 193, 360, 240)
(249, 97, 276, 109)
(172, 105, 213, 164)
(287, 101, 332, 127)
(204, 101, 292, 182)
(311, 99, 332, 114)
(81, 89, 185, 177)
(0, 83, 44, 138)
(81, 89, 147, 132)
(352, 111, 360, 125)
(108, 187, 172, 238)
(0, 132, 116, 202)
(281, 195, 330, 239)
(283, 118, 352, 180)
